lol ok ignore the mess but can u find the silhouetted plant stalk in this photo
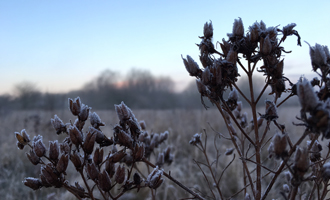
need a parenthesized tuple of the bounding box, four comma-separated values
(183, 18, 330, 200)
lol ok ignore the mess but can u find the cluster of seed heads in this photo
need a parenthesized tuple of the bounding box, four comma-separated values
(16, 97, 174, 199)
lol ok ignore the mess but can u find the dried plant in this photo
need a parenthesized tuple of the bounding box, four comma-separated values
(15, 18, 330, 200)
(182, 18, 330, 200)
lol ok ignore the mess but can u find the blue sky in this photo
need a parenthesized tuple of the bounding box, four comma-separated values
(1, 0, 329, 95)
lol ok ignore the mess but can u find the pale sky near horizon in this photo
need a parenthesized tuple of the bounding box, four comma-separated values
(1, 0, 329, 95)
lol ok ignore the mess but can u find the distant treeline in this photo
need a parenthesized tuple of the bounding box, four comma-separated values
(0, 68, 299, 112)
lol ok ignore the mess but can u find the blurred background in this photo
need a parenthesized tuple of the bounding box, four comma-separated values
(1, 0, 329, 111)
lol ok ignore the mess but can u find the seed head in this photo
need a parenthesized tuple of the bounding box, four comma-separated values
(261, 35, 272, 55)
(272, 132, 288, 159)
(105, 160, 116, 178)
(51, 115, 67, 134)
(115, 165, 126, 184)
(23, 177, 43, 190)
(203, 21, 213, 39)
(83, 131, 96, 155)
(189, 133, 201, 145)
(182, 55, 200, 77)
(49, 140, 59, 162)
(70, 151, 83, 170)
(293, 147, 310, 176)
(78, 104, 90, 121)
(93, 148, 104, 165)
(297, 77, 318, 112)
(90, 112, 105, 128)
(15, 129, 30, 146)
(87, 162, 99, 181)
(33, 138, 46, 157)
(56, 153, 69, 173)
(98, 170, 112, 191)
(69, 97, 81, 116)
(26, 150, 40, 165)
(68, 125, 83, 146)
(146, 166, 164, 189)
(232, 18, 244, 37)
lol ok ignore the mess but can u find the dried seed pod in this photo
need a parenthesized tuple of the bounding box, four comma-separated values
(261, 35, 272, 55)
(225, 148, 235, 156)
(23, 177, 43, 190)
(189, 133, 201, 145)
(70, 151, 82, 170)
(139, 120, 146, 130)
(78, 104, 90, 121)
(134, 143, 145, 161)
(87, 162, 99, 181)
(115, 165, 126, 184)
(15, 129, 30, 146)
(146, 166, 164, 189)
(115, 129, 133, 149)
(196, 79, 210, 96)
(283, 184, 290, 193)
(293, 147, 310, 176)
(182, 55, 201, 77)
(108, 150, 126, 163)
(40, 173, 52, 188)
(49, 140, 59, 162)
(105, 160, 116, 178)
(93, 148, 104, 165)
(56, 154, 69, 173)
(60, 142, 70, 155)
(41, 165, 59, 186)
(51, 115, 67, 134)
(232, 18, 244, 37)
(90, 112, 105, 128)
(16, 141, 24, 150)
(98, 170, 111, 191)
(69, 97, 81, 116)
(202, 67, 212, 85)
(68, 125, 83, 146)
(226, 49, 238, 64)
(297, 77, 318, 112)
(156, 152, 164, 167)
(203, 21, 213, 39)
(272, 132, 288, 159)
(26, 150, 40, 165)
(308, 43, 329, 71)
(34, 138, 46, 157)
(83, 132, 96, 155)
(163, 147, 174, 164)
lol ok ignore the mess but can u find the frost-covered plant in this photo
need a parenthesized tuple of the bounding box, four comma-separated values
(183, 18, 330, 200)
(15, 98, 182, 200)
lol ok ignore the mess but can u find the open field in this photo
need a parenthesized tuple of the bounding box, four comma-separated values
(0, 106, 308, 200)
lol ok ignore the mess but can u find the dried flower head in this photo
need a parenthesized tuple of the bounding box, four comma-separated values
(203, 21, 213, 39)
(146, 166, 164, 189)
(69, 97, 81, 116)
(297, 77, 318, 112)
(182, 55, 201, 77)
(51, 115, 67, 135)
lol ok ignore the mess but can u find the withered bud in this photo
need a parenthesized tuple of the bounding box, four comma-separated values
(83, 132, 96, 155)
(156, 152, 165, 167)
(226, 49, 238, 64)
(49, 140, 59, 161)
(69, 97, 81, 116)
(182, 55, 200, 77)
(15, 129, 30, 146)
(163, 146, 174, 164)
(78, 104, 90, 121)
(293, 147, 310, 175)
(297, 77, 318, 112)
(115, 129, 133, 149)
(202, 67, 212, 85)
(139, 120, 146, 130)
(249, 22, 259, 42)
(17, 141, 24, 150)
(308, 42, 329, 70)
(33, 138, 46, 157)
(105, 161, 116, 178)
(98, 170, 112, 191)
(23, 177, 43, 190)
(60, 141, 70, 155)
(203, 21, 213, 39)
(90, 112, 105, 128)
(134, 143, 145, 161)
(232, 18, 244, 37)
(272, 132, 288, 159)
(196, 79, 210, 96)
(261, 35, 272, 55)
(159, 131, 169, 143)
(26, 150, 40, 165)
(93, 148, 104, 165)
(263, 100, 278, 121)
(133, 172, 142, 185)
(115, 165, 126, 184)
(146, 166, 164, 189)
(68, 125, 83, 146)
(87, 162, 99, 181)
(51, 115, 67, 134)
(189, 133, 201, 145)
(70, 151, 83, 170)
(56, 154, 69, 173)
(41, 164, 59, 186)
(108, 150, 126, 163)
